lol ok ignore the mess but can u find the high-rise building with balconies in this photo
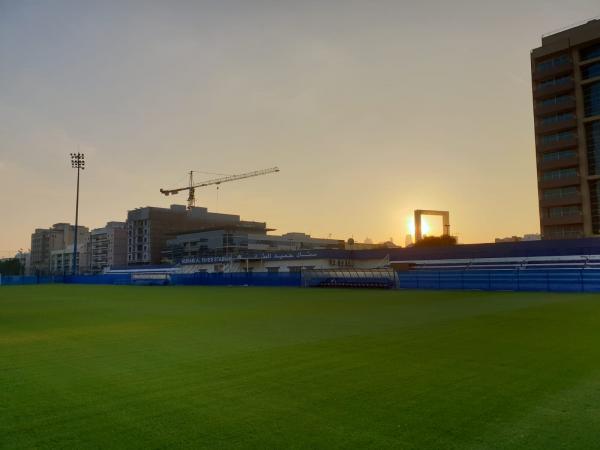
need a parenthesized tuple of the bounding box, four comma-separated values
(30, 223, 89, 274)
(532, 19, 600, 239)
(89, 222, 128, 272)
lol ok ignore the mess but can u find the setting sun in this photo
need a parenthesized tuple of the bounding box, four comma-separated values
(407, 217, 431, 236)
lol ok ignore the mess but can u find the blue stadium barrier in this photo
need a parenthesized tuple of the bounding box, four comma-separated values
(0, 275, 65, 286)
(0, 275, 37, 285)
(170, 272, 301, 287)
(3, 269, 600, 292)
(64, 274, 133, 285)
(397, 269, 600, 292)
(0, 272, 302, 287)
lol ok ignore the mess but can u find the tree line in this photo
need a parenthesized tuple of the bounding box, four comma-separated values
(0, 258, 24, 276)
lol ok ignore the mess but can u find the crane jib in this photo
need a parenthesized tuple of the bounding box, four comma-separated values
(159, 167, 279, 197)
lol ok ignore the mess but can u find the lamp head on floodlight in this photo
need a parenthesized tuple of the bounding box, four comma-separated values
(70, 152, 85, 170)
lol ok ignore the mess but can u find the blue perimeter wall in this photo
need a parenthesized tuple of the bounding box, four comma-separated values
(397, 269, 600, 292)
(0, 273, 302, 287)
(3, 269, 600, 292)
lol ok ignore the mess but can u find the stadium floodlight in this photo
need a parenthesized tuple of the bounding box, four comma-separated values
(70, 153, 85, 275)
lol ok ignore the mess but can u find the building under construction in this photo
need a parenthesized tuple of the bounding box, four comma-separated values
(126, 205, 267, 265)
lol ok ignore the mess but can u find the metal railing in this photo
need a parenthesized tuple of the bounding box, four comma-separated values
(397, 268, 600, 292)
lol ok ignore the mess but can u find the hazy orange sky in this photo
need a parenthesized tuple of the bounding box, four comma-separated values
(1, 1, 599, 257)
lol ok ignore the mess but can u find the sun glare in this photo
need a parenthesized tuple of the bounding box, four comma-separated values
(407, 217, 415, 235)
(422, 219, 431, 235)
(407, 216, 431, 236)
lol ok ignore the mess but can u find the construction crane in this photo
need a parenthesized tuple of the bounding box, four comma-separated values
(160, 167, 280, 209)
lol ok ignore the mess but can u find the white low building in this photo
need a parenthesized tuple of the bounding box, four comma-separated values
(50, 242, 89, 275)
(177, 250, 390, 274)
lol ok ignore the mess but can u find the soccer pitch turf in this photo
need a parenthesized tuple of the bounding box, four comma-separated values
(2, 286, 600, 449)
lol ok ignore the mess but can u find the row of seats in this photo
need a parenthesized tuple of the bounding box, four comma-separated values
(409, 256, 600, 271)
(314, 277, 395, 289)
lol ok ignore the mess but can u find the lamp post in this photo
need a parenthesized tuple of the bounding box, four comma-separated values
(70, 153, 85, 275)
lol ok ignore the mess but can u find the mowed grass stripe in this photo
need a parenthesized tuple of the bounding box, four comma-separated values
(2, 286, 600, 449)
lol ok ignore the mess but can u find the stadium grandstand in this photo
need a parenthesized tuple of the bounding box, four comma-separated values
(387, 238, 600, 269)
(387, 238, 600, 292)
(302, 268, 396, 289)
(5, 238, 600, 291)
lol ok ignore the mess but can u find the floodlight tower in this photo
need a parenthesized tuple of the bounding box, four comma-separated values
(70, 153, 85, 275)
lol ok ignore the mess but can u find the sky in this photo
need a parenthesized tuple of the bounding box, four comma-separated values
(1, 0, 599, 257)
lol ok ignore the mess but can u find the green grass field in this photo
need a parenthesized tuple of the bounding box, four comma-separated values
(2, 286, 600, 449)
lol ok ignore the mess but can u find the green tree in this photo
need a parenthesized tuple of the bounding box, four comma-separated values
(0, 258, 24, 276)
(413, 235, 457, 248)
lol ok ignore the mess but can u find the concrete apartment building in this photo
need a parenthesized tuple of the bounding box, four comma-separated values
(532, 19, 600, 239)
(15, 251, 31, 275)
(50, 242, 90, 274)
(126, 205, 267, 265)
(90, 222, 128, 272)
(30, 223, 89, 274)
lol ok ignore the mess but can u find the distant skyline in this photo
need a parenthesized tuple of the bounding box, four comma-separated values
(1, 1, 599, 257)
